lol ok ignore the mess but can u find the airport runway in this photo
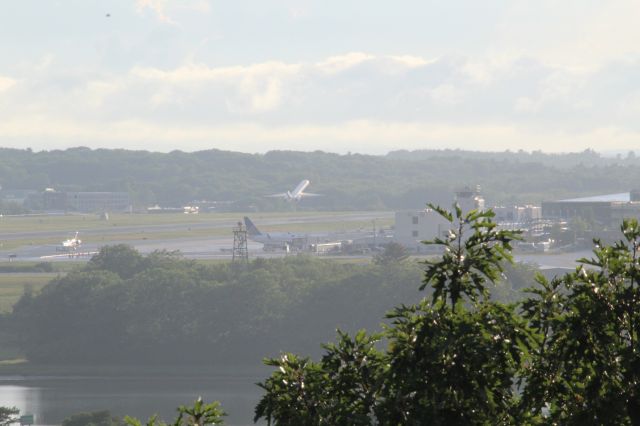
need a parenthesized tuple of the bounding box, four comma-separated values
(0, 211, 393, 241)
(0, 212, 392, 262)
(32, 237, 265, 262)
(2, 211, 591, 270)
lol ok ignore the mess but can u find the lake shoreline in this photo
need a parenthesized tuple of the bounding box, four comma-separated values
(0, 362, 271, 378)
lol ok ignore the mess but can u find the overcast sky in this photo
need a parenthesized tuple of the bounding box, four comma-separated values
(1, 0, 639, 154)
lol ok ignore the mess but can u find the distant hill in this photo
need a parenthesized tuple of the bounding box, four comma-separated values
(1, 147, 639, 211)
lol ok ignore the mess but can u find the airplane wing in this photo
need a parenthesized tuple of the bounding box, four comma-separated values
(265, 193, 289, 198)
(299, 192, 323, 197)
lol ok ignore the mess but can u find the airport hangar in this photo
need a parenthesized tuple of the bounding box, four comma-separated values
(541, 191, 640, 227)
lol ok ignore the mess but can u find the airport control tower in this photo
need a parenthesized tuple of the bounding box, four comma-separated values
(455, 185, 485, 213)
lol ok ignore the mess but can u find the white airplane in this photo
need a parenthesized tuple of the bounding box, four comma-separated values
(265, 179, 321, 201)
(244, 217, 312, 251)
(60, 232, 82, 251)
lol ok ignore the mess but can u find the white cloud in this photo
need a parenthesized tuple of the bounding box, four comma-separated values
(132, 61, 302, 83)
(135, 0, 176, 25)
(514, 97, 536, 113)
(460, 55, 521, 85)
(2, 116, 639, 155)
(429, 84, 464, 105)
(81, 80, 123, 108)
(125, 54, 442, 115)
(131, 61, 301, 113)
(495, 1, 640, 68)
(390, 55, 433, 69)
(316, 52, 375, 74)
(236, 77, 283, 113)
(2, 51, 640, 153)
(0, 76, 16, 93)
(134, 0, 212, 25)
(177, 0, 211, 14)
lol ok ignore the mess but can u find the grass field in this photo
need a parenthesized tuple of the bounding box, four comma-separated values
(0, 273, 55, 313)
(0, 212, 227, 233)
(0, 261, 80, 273)
(0, 228, 233, 251)
(0, 211, 386, 234)
(0, 212, 394, 252)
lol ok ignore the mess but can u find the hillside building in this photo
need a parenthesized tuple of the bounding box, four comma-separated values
(0, 189, 39, 205)
(43, 189, 131, 213)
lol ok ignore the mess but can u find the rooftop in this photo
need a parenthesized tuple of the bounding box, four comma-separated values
(559, 192, 630, 203)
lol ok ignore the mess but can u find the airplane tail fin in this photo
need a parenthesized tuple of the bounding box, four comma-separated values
(243, 217, 262, 236)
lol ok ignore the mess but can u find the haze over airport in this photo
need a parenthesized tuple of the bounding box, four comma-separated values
(5, 2, 640, 425)
(1, 0, 640, 154)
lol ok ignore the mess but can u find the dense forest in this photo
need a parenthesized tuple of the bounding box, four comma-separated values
(1, 147, 640, 211)
(5, 245, 535, 365)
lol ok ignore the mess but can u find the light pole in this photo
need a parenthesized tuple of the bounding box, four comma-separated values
(373, 219, 377, 247)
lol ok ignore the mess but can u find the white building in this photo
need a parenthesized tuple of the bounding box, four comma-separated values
(493, 205, 542, 223)
(394, 186, 486, 252)
(394, 209, 450, 252)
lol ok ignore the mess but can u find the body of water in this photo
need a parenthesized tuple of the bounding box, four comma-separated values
(0, 368, 267, 426)
(515, 249, 592, 270)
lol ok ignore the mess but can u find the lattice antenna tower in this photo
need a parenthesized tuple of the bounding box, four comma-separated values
(232, 221, 249, 265)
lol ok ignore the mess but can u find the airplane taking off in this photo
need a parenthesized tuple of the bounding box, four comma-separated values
(59, 232, 82, 251)
(43, 231, 97, 259)
(244, 217, 312, 251)
(265, 179, 321, 201)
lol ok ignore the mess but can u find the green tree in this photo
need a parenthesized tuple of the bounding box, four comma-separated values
(0, 200, 28, 215)
(378, 205, 529, 425)
(10, 249, 426, 364)
(0, 407, 19, 426)
(62, 410, 119, 426)
(381, 301, 530, 424)
(521, 218, 640, 424)
(421, 204, 522, 308)
(255, 331, 385, 425)
(255, 205, 532, 425)
(87, 244, 145, 279)
(125, 398, 224, 426)
(373, 242, 409, 265)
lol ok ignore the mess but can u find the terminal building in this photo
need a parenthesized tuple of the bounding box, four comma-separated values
(541, 190, 640, 227)
(394, 186, 484, 252)
(493, 205, 542, 223)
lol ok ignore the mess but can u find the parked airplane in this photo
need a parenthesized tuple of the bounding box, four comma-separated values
(244, 217, 312, 251)
(59, 231, 82, 251)
(265, 179, 321, 201)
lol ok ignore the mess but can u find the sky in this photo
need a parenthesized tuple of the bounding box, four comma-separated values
(1, 0, 640, 154)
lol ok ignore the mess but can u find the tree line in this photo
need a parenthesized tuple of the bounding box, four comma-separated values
(2, 147, 640, 211)
(8, 246, 427, 364)
(5, 242, 536, 366)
